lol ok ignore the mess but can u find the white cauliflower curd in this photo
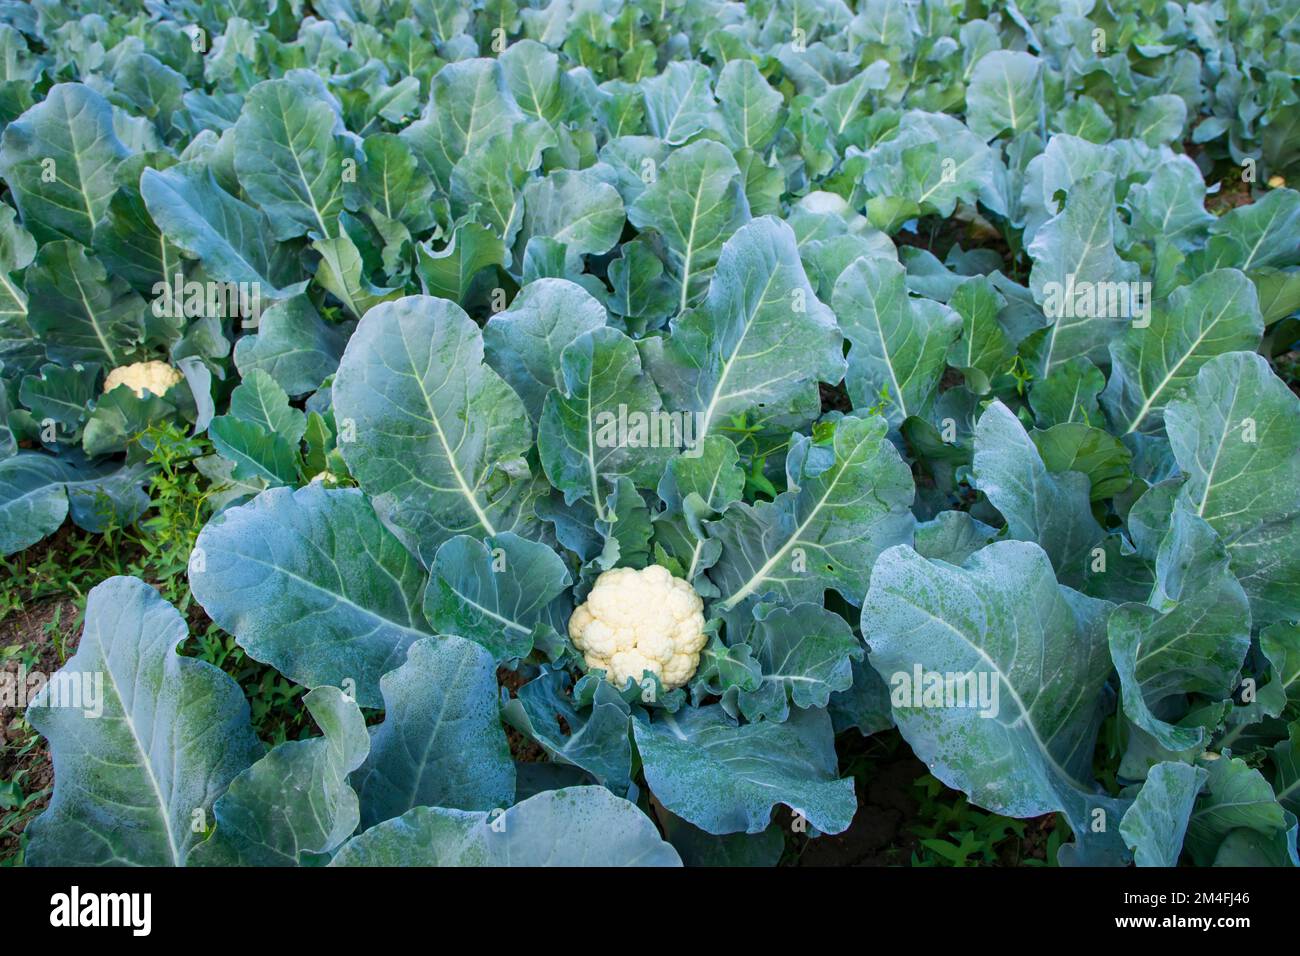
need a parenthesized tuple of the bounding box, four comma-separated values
(568, 565, 707, 691)
(102, 361, 183, 399)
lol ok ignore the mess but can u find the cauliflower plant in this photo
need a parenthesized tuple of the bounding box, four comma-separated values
(568, 564, 707, 691)
(102, 361, 184, 399)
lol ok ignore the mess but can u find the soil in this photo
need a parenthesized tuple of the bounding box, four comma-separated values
(497, 665, 549, 763)
(1205, 172, 1256, 214)
(894, 211, 1016, 274)
(789, 732, 1060, 866)
(819, 380, 853, 414)
(796, 749, 929, 865)
(0, 595, 80, 863)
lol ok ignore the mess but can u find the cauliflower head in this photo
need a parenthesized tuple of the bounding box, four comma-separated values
(103, 361, 184, 399)
(568, 565, 707, 691)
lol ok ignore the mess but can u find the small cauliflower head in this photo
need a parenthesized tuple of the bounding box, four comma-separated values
(103, 361, 183, 399)
(568, 565, 706, 691)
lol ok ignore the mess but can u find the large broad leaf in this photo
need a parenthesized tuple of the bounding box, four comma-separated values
(499, 39, 570, 124)
(424, 532, 571, 660)
(730, 602, 863, 722)
(1273, 723, 1300, 816)
(112, 51, 187, 136)
(25, 577, 262, 866)
(332, 295, 539, 564)
(450, 120, 554, 247)
(1259, 623, 1300, 718)
(1102, 269, 1263, 436)
(190, 484, 432, 708)
(813, 61, 891, 143)
(708, 415, 915, 613)
(19, 361, 97, 430)
(1125, 154, 1215, 251)
(652, 435, 745, 584)
(518, 167, 626, 273)
(1131, 95, 1186, 147)
(482, 277, 607, 423)
(503, 669, 634, 794)
(1029, 356, 1105, 427)
(0, 83, 128, 246)
(946, 274, 1011, 395)
(82, 385, 179, 458)
(964, 50, 1044, 141)
(93, 154, 186, 295)
(607, 238, 679, 331)
(0, 454, 149, 555)
(0, 203, 34, 323)
(140, 163, 306, 296)
(640, 216, 844, 443)
(1207, 813, 1299, 866)
(600, 137, 671, 208)
(1017, 136, 1118, 244)
(640, 60, 717, 145)
(1165, 351, 1300, 626)
(851, 0, 916, 49)
(627, 139, 751, 311)
(833, 255, 960, 428)
(591, 475, 654, 571)
(1204, 188, 1300, 272)
(716, 59, 784, 151)
(972, 401, 1104, 585)
(914, 510, 1000, 565)
(330, 787, 681, 866)
(207, 369, 303, 486)
(192, 686, 369, 866)
(312, 231, 403, 319)
(854, 111, 997, 224)
(0, 455, 81, 553)
(359, 132, 437, 234)
(1108, 503, 1251, 751)
(863, 541, 1131, 865)
(25, 241, 144, 366)
(415, 219, 506, 303)
(233, 73, 355, 240)
(400, 58, 524, 191)
(207, 415, 299, 486)
(232, 294, 350, 398)
(633, 705, 856, 835)
(354, 636, 514, 830)
(538, 326, 673, 513)
(1120, 762, 1208, 867)
(1025, 171, 1140, 377)
(225, 366, 304, 439)
(1031, 423, 1134, 502)
(1185, 755, 1292, 866)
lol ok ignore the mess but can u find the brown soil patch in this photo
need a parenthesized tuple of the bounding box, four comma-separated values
(0, 596, 81, 864)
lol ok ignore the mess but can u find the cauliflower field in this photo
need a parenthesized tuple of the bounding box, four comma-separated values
(0, 0, 1298, 875)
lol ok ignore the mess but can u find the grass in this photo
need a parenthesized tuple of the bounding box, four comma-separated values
(0, 424, 321, 864)
(777, 728, 1064, 866)
(0, 718, 46, 867)
(907, 773, 1068, 867)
